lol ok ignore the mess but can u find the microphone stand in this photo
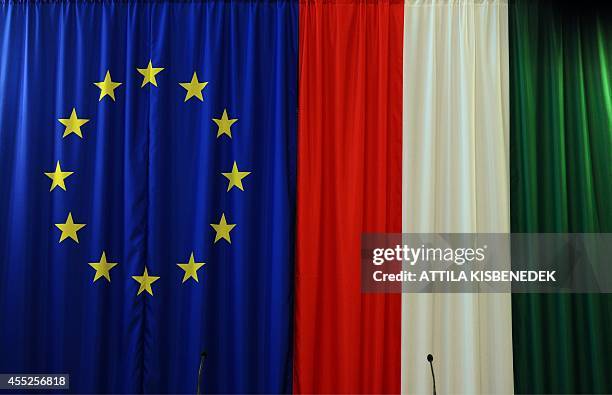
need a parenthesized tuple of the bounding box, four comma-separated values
(427, 354, 437, 395)
(197, 352, 207, 395)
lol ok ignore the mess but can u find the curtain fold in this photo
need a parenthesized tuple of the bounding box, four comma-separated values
(294, 1, 404, 393)
(509, 1, 612, 393)
(401, 1, 514, 393)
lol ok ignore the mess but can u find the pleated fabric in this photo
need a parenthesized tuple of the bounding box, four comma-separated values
(401, 1, 514, 393)
(294, 1, 404, 393)
(509, 1, 612, 392)
(0, 1, 298, 392)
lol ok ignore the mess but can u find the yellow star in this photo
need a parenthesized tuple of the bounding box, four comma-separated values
(213, 109, 238, 138)
(136, 60, 164, 87)
(177, 252, 206, 283)
(88, 251, 118, 283)
(55, 212, 86, 243)
(222, 161, 251, 191)
(44, 161, 73, 191)
(58, 108, 90, 138)
(179, 72, 208, 102)
(132, 266, 160, 296)
(94, 70, 122, 101)
(210, 213, 236, 244)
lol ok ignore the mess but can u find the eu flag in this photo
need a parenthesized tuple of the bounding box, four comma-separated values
(0, 1, 297, 393)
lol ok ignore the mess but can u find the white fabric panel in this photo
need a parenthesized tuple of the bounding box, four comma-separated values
(401, 1, 513, 394)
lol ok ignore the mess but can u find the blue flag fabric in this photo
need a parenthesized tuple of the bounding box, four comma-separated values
(0, 1, 297, 393)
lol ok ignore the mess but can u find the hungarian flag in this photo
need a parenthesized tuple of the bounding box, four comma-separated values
(296, 1, 610, 393)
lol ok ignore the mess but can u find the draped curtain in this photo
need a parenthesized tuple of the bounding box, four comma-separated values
(2, 1, 611, 394)
(294, 1, 403, 393)
(0, 2, 297, 393)
(401, 1, 514, 393)
(510, 1, 612, 393)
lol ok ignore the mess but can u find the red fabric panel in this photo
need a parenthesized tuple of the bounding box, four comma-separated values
(294, 1, 404, 393)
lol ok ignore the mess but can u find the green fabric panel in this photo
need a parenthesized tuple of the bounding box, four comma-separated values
(510, 1, 612, 393)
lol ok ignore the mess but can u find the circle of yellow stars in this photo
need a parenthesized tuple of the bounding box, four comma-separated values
(46, 60, 251, 296)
